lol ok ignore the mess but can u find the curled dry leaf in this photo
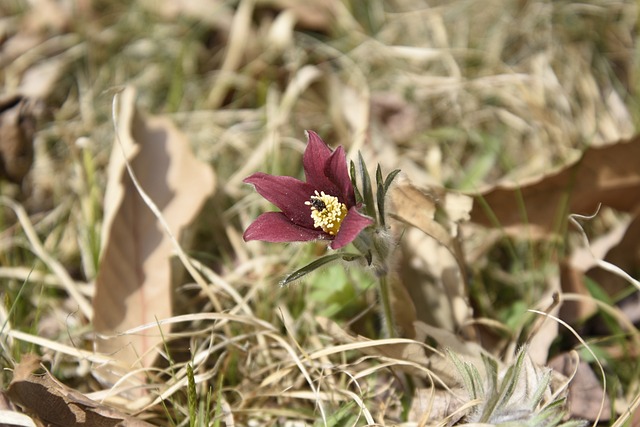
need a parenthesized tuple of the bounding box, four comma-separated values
(7, 354, 154, 427)
(93, 87, 215, 378)
(470, 135, 640, 235)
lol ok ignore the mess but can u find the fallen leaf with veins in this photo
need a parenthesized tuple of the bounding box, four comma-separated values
(93, 86, 215, 382)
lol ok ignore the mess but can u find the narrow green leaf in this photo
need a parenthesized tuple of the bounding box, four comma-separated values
(203, 386, 212, 427)
(481, 354, 498, 394)
(383, 169, 401, 193)
(448, 351, 478, 399)
(376, 164, 383, 188)
(532, 405, 564, 427)
(350, 160, 363, 204)
(280, 253, 362, 286)
(358, 152, 376, 223)
(492, 348, 527, 416)
(377, 168, 401, 228)
(377, 182, 386, 227)
(530, 369, 552, 409)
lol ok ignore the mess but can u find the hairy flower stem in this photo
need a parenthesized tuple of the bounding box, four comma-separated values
(355, 229, 396, 338)
(377, 273, 396, 338)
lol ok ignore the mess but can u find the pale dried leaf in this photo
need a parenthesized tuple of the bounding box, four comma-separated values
(388, 177, 473, 332)
(388, 176, 468, 272)
(0, 409, 37, 427)
(398, 229, 471, 332)
(407, 387, 465, 425)
(267, 9, 296, 52)
(93, 87, 215, 373)
(18, 56, 69, 100)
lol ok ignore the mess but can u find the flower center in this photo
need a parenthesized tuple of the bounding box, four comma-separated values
(305, 190, 348, 235)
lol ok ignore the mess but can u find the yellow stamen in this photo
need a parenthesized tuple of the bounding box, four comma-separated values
(304, 190, 348, 235)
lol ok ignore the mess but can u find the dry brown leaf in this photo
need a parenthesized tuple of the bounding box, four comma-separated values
(93, 87, 215, 374)
(0, 95, 36, 184)
(470, 135, 640, 235)
(548, 352, 612, 421)
(6, 354, 154, 427)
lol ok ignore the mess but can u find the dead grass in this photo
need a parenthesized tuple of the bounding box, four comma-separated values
(1, 0, 639, 425)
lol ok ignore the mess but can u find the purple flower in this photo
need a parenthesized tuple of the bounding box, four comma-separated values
(243, 131, 373, 249)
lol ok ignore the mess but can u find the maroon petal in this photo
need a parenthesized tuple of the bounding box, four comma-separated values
(244, 212, 328, 243)
(325, 145, 355, 206)
(330, 207, 373, 249)
(303, 131, 340, 194)
(244, 172, 315, 228)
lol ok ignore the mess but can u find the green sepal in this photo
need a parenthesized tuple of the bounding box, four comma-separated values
(280, 253, 362, 286)
(358, 152, 377, 223)
(352, 233, 373, 266)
